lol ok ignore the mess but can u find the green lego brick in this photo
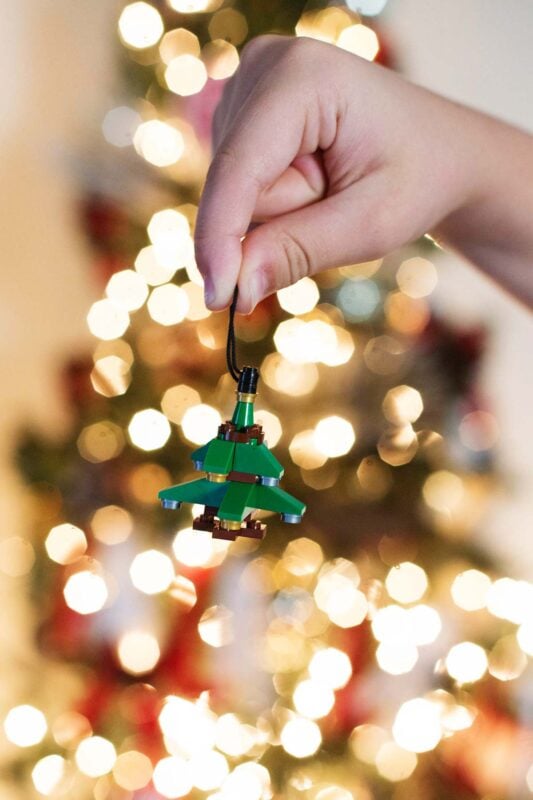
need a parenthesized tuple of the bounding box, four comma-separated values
(203, 438, 236, 474)
(159, 478, 228, 508)
(231, 400, 255, 429)
(217, 481, 256, 522)
(233, 442, 284, 479)
(190, 442, 210, 465)
(249, 484, 306, 516)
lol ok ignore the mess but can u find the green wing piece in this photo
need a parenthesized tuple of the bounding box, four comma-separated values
(158, 478, 228, 508)
(233, 442, 284, 479)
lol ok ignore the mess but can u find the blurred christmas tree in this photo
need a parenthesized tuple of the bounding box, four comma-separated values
(8, 2, 533, 799)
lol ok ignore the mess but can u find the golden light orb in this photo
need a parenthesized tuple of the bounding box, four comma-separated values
(118, 2, 164, 50)
(106, 269, 148, 311)
(134, 120, 185, 167)
(375, 741, 418, 782)
(117, 630, 161, 675)
(451, 568, 491, 611)
(396, 257, 438, 299)
(337, 24, 379, 60)
(129, 549, 174, 594)
(87, 299, 129, 340)
(392, 698, 442, 753)
(153, 756, 193, 799)
(165, 55, 208, 97)
(113, 750, 153, 791)
(277, 277, 320, 315)
(45, 523, 87, 565)
(314, 416, 355, 458)
(293, 679, 335, 720)
(31, 754, 66, 796)
(198, 605, 235, 648)
(385, 562, 428, 604)
(4, 705, 47, 747)
(280, 717, 322, 758)
(445, 642, 488, 684)
(128, 408, 171, 451)
(75, 736, 117, 778)
(181, 403, 222, 445)
(309, 647, 352, 689)
(172, 528, 230, 569)
(90, 505, 133, 546)
(63, 571, 108, 615)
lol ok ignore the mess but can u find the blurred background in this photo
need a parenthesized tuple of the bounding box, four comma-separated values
(1, 0, 533, 798)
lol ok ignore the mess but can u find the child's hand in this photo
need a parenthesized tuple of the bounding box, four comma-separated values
(195, 35, 533, 312)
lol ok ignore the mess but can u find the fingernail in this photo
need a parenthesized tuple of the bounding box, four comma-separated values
(204, 275, 215, 307)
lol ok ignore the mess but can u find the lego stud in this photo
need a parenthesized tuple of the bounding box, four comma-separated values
(162, 499, 181, 510)
(281, 513, 302, 524)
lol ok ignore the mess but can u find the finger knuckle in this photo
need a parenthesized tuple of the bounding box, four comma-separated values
(240, 34, 276, 64)
(277, 230, 313, 284)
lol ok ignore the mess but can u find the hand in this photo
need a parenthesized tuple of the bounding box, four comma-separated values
(195, 35, 533, 313)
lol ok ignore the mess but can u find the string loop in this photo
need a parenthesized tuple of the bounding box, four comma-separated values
(226, 287, 241, 382)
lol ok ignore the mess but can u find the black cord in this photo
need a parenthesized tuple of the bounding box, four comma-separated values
(226, 287, 241, 382)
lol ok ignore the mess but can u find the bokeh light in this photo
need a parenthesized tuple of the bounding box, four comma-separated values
(90, 505, 133, 545)
(31, 754, 66, 796)
(134, 120, 185, 167)
(173, 528, 230, 569)
(106, 269, 148, 311)
(181, 404, 222, 445)
(309, 647, 352, 689)
(280, 717, 322, 758)
(102, 105, 141, 148)
(313, 416, 355, 458)
(4, 705, 47, 747)
(128, 408, 171, 451)
(113, 750, 153, 791)
(118, 2, 164, 50)
(165, 55, 208, 96)
(153, 756, 193, 799)
(293, 679, 335, 720)
(392, 698, 442, 753)
(130, 549, 174, 594)
(396, 257, 438, 298)
(75, 736, 117, 778)
(451, 569, 491, 611)
(337, 24, 380, 60)
(87, 299, 130, 340)
(385, 562, 428, 604)
(147, 284, 189, 326)
(45, 523, 87, 565)
(117, 630, 161, 675)
(445, 642, 488, 684)
(277, 277, 320, 315)
(198, 605, 235, 647)
(63, 571, 108, 615)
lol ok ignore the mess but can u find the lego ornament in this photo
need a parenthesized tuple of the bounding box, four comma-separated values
(159, 290, 306, 540)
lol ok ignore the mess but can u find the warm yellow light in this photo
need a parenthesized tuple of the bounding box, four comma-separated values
(262, 353, 319, 396)
(289, 429, 328, 470)
(382, 385, 423, 425)
(423, 470, 464, 513)
(308, 647, 352, 689)
(190, 750, 228, 791)
(314, 571, 367, 628)
(215, 714, 257, 757)
(87, 299, 130, 340)
(91, 355, 131, 398)
(350, 724, 388, 765)
(169, 574, 198, 609)
(517, 621, 533, 656)
(183, 282, 210, 320)
(181, 404, 222, 445)
(255, 410, 282, 448)
(117, 630, 161, 675)
(283, 537, 323, 576)
(445, 642, 488, 684)
(198, 605, 234, 648)
(396, 257, 438, 298)
(385, 562, 428, 604)
(372, 604, 411, 643)
(77, 421, 124, 463)
(337, 24, 380, 60)
(90, 505, 133, 545)
(407, 604, 442, 645)
(45, 523, 87, 565)
(376, 741, 417, 782)
(293, 679, 335, 719)
(75, 736, 116, 778)
(160, 28, 200, 63)
(221, 762, 271, 800)
(314, 416, 355, 458)
(281, 717, 321, 758)
(153, 756, 193, 799)
(118, 2, 164, 50)
(321, 326, 356, 367)
(135, 245, 177, 286)
(489, 635, 527, 682)
(113, 750, 153, 791)
(106, 269, 148, 311)
(277, 277, 320, 315)
(4, 705, 47, 747)
(134, 120, 185, 167)
(130, 550, 174, 594)
(159, 696, 217, 758)
(376, 641, 418, 675)
(166, 55, 208, 97)
(203, 40, 240, 80)
(486, 577, 532, 624)
(128, 408, 171, 451)
(147, 284, 189, 326)
(392, 698, 442, 753)
(172, 528, 229, 568)
(32, 754, 66, 795)
(208, 8, 248, 45)
(451, 569, 491, 611)
(274, 318, 337, 365)
(162, 384, 201, 424)
(64, 571, 108, 615)
(168, 0, 219, 11)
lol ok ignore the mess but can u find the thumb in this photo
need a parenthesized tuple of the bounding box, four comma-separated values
(236, 172, 395, 313)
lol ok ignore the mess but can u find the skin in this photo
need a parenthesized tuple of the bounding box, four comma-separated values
(195, 35, 533, 314)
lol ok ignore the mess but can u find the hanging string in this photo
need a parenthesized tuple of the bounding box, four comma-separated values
(226, 286, 241, 382)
